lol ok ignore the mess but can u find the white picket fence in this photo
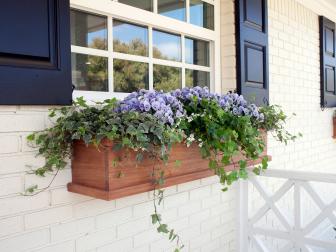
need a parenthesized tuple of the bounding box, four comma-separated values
(238, 170, 336, 252)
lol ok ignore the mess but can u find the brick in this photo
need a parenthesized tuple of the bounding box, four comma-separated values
(163, 192, 189, 209)
(117, 218, 149, 239)
(0, 135, 19, 154)
(76, 228, 117, 252)
(0, 175, 22, 196)
(25, 169, 71, 189)
(25, 206, 73, 229)
(96, 207, 133, 229)
(189, 209, 210, 224)
(73, 199, 116, 218)
(0, 154, 45, 175)
(178, 201, 201, 217)
(115, 192, 149, 209)
(0, 229, 49, 252)
(51, 187, 91, 205)
(189, 186, 211, 200)
(51, 217, 95, 242)
(133, 229, 161, 248)
(189, 233, 211, 250)
(0, 192, 49, 217)
(0, 216, 24, 237)
(31, 241, 75, 252)
(0, 114, 45, 132)
(177, 180, 201, 192)
(97, 238, 132, 252)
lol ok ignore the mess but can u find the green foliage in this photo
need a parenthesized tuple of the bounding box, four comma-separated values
(26, 95, 299, 252)
(257, 105, 301, 144)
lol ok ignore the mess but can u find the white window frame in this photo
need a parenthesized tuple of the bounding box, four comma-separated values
(70, 0, 221, 101)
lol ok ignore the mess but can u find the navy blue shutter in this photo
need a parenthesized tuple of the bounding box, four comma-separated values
(235, 0, 269, 106)
(0, 0, 72, 105)
(320, 16, 336, 108)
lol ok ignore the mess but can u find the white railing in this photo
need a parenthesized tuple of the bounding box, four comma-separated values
(238, 170, 336, 252)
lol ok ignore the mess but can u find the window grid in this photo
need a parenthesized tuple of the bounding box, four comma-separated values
(71, 0, 217, 100)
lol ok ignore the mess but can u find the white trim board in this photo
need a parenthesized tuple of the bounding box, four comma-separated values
(295, 0, 336, 22)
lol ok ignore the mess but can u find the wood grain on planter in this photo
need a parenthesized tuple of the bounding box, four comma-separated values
(68, 134, 269, 200)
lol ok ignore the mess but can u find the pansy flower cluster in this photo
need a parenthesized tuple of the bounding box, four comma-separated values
(117, 86, 264, 125)
(117, 89, 185, 125)
(171, 86, 264, 122)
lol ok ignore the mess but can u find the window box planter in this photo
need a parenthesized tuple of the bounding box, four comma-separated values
(67, 133, 269, 200)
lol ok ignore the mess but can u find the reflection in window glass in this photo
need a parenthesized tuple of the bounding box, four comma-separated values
(114, 59, 149, 92)
(113, 20, 149, 56)
(185, 38, 209, 66)
(186, 69, 210, 88)
(153, 30, 181, 61)
(154, 65, 182, 91)
(72, 53, 108, 91)
(71, 10, 108, 50)
(190, 0, 214, 30)
(118, 0, 153, 12)
(158, 0, 186, 21)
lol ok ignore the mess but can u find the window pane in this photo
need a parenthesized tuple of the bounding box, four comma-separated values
(153, 30, 181, 61)
(154, 65, 182, 91)
(118, 0, 153, 12)
(114, 59, 149, 92)
(186, 69, 210, 88)
(71, 10, 108, 50)
(158, 0, 186, 21)
(72, 53, 108, 91)
(113, 20, 149, 56)
(190, 0, 214, 30)
(185, 38, 209, 66)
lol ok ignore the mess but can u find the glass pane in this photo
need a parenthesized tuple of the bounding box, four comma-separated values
(185, 37, 209, 66)
(153, 30, 181, 61)
(114, 59, 149, 92)
(186, 69, 210, 88)
(113, 20, 149, 56)
(154, 65, 182, 91)
(158, 0, 186, 21)
(190, 0, 214, 30)
(71, 10, 108, 50)
(118, 0, 153, 12)
(72, 53, 108, 91)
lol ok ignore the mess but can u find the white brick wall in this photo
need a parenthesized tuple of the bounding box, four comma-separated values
(0, 104, 237, 251)
(1, 0, 335, 251)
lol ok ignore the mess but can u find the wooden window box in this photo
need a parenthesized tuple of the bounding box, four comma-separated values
(68, 134, 269, 200)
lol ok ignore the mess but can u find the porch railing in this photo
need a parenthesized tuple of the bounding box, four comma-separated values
(238, 169, 336, 252)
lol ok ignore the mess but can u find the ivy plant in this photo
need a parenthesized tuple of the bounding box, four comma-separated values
(27, 87, 299, 251)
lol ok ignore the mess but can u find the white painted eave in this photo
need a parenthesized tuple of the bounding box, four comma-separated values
(296, 0, 336, 23)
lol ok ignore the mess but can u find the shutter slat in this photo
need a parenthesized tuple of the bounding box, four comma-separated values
(236, 0, 269, 106)
(0, 0, 72, 105)
(320, 16, 336, 108)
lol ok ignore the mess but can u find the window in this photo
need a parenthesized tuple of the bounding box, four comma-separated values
(71, 1, 217, 100)
(190, 0, 214, 30)
(117, 0, 214, 30)
(158, 0, 186, 21)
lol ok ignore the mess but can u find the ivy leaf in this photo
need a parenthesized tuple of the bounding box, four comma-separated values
(151, 214, 161, 224)
(157, 224, 169, 233)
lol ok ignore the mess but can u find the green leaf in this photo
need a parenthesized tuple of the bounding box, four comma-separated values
(174, 160, 181, 168)
(151, 214, 161, 224)
(157, 224, 169, 233)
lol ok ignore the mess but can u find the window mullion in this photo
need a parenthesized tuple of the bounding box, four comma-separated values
(182, 35, 186, 88)
(149, 26, 154, 90)
(108, 16, 114, 93)
(186, 0, 190, 23)
(154, 0, 158, 13)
